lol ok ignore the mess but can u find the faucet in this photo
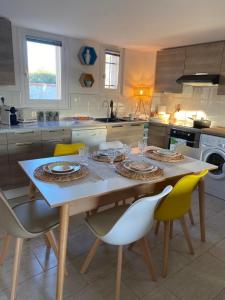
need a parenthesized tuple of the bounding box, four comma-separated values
(110, 100, 117, 120)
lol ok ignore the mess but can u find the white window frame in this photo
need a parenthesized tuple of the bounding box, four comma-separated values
(101, 45, 123, 95)
(19, 28, 69, 109)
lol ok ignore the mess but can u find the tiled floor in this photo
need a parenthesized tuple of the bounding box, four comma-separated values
(1, 191, 225, 299)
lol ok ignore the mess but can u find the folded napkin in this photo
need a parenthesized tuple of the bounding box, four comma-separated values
(99, 141, 123, 150)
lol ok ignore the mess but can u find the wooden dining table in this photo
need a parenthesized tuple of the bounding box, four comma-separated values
(19, 149, 216, 300)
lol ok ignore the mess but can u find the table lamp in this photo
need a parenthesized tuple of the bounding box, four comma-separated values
(133, 86, 151, 119)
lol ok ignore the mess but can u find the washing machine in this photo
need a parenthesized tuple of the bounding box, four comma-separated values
(200, 134, 225, 200)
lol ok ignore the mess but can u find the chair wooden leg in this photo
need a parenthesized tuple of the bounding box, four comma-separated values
(122, 200, 126, 205)
(80, 238, 101, 274)
(11, 238, 23, 300)
(0, 234, 11, 265)
(43, 235, 51, 249)
(45, 231, 69, 276)
(139, 237, 157, 281)
(115, 245, 123, 300)
(155, 221, 160, 235)
(169, 221, 173, 239)
(188, 209, 195, 226)
(162, 221, 170, 278)
(179, 216, 194, 255)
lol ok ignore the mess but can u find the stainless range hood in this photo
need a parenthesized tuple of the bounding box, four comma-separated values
(176, 73, 220, 86)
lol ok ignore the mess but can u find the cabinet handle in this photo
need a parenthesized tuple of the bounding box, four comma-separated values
(130, 124, 141, 127)
(15, 142, 33, 146)
(47, 130, 64, 133)
(46, 139, 64, 143)
(15, 131, 35, 134)
(112, 125, 123, 128)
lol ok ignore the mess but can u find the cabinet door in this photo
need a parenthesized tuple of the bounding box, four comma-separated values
(184, 42, 224, 75)
(148, 124, 169, 148)
(155, 48, 185, 93)
(0, 17, 15, 85)
(42, 129, 71, 157)
(218, 45, 225, 95)
(0, 144, 10, 189)
(107, 124, 144, 146)
(8, 142, 43, 188)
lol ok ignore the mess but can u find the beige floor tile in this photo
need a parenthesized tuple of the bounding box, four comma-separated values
(164, 253, 225, 300)
(214, 287, 225, 300)
(32, 244, 58, 272)
(1, 264, 89, 300)
(74, 243, 117, 283)
(142, 286, 179, 300)
(209, 239, 225, 263)
(0, 250, 43, 292)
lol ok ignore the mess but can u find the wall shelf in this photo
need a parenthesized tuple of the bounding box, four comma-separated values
(78, 46, 97, 65)
(79, 73, 94, 87)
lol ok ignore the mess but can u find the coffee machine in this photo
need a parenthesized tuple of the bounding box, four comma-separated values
(0, 97, 19, 125)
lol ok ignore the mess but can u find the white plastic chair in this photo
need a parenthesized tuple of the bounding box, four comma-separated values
(99, 141, 123, 150)
(80, 185, 172, 300)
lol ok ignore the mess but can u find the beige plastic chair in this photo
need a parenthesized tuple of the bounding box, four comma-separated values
(0, 190, 60, 300)
(80, 186, 172, 300)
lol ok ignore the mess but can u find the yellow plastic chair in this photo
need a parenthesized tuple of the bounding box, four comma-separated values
(154, 169, 208, 277)
(53, 143, 85, 156)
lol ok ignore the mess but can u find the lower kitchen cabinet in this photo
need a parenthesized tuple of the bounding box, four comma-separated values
(7, 139, 43, 188)
(148, 123, 170, 148)
(42, 129, 71, 157)
(0, 144, 10, 189)
(107, 123, 145, 145)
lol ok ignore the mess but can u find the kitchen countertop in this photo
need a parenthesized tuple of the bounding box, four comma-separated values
(202, 127, 225, 138)
(149, 120, 202, 133)
(0, 119, 147, 133)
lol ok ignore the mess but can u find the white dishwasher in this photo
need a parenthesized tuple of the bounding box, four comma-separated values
(72, 126, 107, 149)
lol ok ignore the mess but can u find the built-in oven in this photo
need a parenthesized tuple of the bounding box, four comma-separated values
(169, 128, 200, 151)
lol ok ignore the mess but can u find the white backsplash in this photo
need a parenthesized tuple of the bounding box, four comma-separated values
(151, 85, 225, 127)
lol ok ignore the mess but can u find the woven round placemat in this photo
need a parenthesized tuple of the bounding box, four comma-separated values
(91, 153, 125, 163)
(115, 162, 163, 180)
(34, 163, 89, 182)
(145, 149, 184, 163)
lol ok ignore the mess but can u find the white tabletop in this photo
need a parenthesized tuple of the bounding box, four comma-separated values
(19, 151, 216, 208)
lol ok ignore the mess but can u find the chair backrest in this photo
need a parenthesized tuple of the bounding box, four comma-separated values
(175, 144, 201, 160)
(99, 141, 123, 150)
(154, 169, 208, 221)
(54, 143, 85, 156)
(0, 190, 35, 238)
(101, 185, 173, 245)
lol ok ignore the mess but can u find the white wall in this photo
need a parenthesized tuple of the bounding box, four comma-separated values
(0, 25, 157, 119)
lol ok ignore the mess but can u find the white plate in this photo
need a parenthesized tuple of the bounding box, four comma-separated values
(123, 160, 157, 173)
(154, 149, 177, 157)
(43, 162, 81, 175)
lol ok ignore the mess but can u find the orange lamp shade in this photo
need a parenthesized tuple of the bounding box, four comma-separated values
(134, 86, 151, 97)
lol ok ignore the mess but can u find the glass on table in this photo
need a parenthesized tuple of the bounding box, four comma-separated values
(123, 144, 131, 158)
(107, 150, 117, 168)
(79, 147, 89, 165)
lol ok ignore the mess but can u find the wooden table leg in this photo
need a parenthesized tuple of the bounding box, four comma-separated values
(29, 181, 36, 200)
(56, 204, 69, 300)
(198, 179, 205, 242)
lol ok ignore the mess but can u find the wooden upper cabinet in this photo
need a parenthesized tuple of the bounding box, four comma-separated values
(184, 42, 224, 75)
(0, 17, 15, 85)
(154, 48, 185, 93)
(217, 47, 225, 95)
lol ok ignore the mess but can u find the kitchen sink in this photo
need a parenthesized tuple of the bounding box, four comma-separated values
(95, 117, 127, 123)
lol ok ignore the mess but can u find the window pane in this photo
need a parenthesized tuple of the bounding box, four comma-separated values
(104, 51, 120, 89)
(26, 38, 62, 100)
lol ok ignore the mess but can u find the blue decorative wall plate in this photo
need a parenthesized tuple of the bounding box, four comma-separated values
(78, 46, 97, 65)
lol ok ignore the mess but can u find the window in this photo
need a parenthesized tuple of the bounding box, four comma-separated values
(26, 36, 62, 101)
(104, 49, 120, 90)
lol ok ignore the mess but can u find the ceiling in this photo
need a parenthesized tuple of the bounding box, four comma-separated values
(1, 0, 225, 51)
